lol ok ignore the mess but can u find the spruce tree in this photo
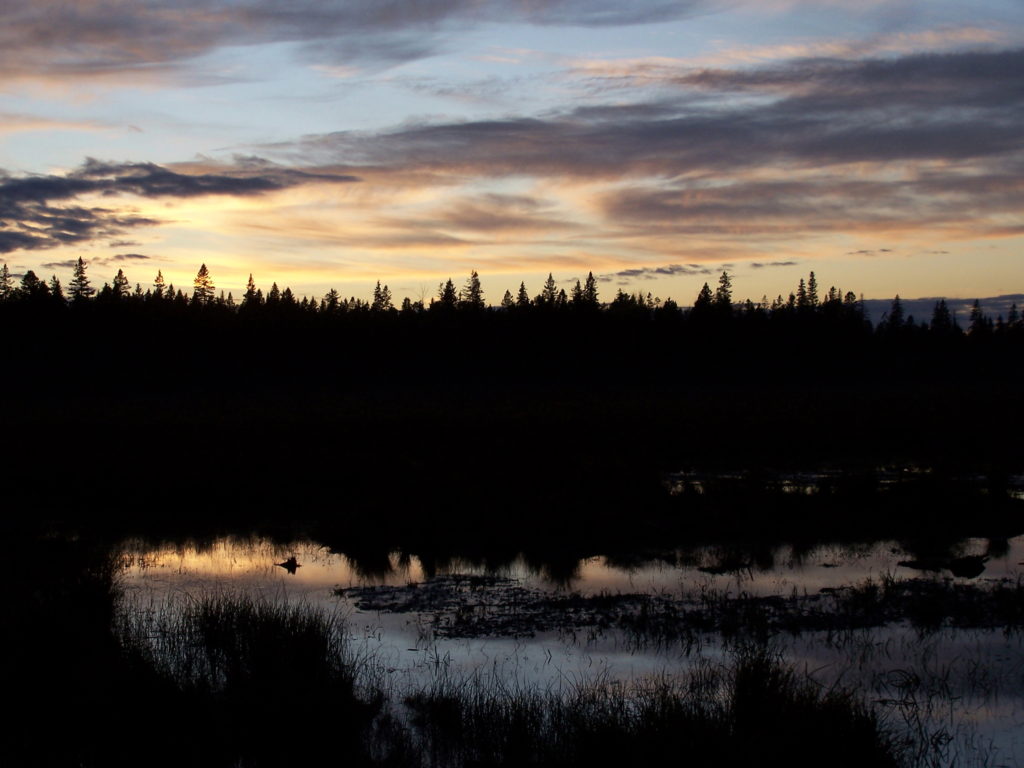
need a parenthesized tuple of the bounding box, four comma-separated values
(68, 257, 94, 303)
(112, 268, 130, 299)
(807, 271, 819, 307)
(692, 282, 714, 313)
(581, 271, 599, 307)
(152, 270, 166, 300)
(371, 281, 394, 312)
(539, 273, 558, 307)
(501, 289, 514, 309)
(435, 278, 458, 309)
(0, 264, 13, 301)
(516, 282, 530, 309)
(459, 270, 484, 310)
(930, 299, 955, 334)
(714, 271, 733, 311)
(192, 264, 215, 304)
(241, 274, 259, 307)
(49, 275, 66, 305)
(570, 280, 584, 305)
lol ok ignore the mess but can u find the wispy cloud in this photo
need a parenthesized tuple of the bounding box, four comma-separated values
(0, 1, 708, 82)
(596, 263, 714, 284)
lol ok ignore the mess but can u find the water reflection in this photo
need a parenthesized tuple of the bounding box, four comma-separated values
(118, 535, 1024, 763)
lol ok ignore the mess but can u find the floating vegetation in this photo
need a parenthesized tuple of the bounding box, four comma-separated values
(338, 574, 1024, 644)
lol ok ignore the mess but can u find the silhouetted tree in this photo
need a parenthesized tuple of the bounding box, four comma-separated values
(538, 273, 558, 308)
(500, 289, 514, 309)
(583, 271, 599, 306)
(241, 274, 260, 308)
(192, 264, 215, 305)
(18, 271, 49, 303)
(807, 271, 819, 308)
(570, 280, 584, 305)
(321, 288, 340, 314)
(459, 270, 484, 310)
(929, 299, 956, 335)
(692, 282, 714, 315)
(434, 278, 458, 311)
(48, 275, 66, 306)
(371, 281, 393, 312)
(152, 270, 167, 300)
(267, 282, 282, 306)
(714, 271, 733, 313)
(112, 269, 130, 300)
(516, 282, 530, 309)
(0, 264, 13, 301)
(968, 300, 990, 337)
(68, 257, 94, 303)
(796, 278, 809, 309)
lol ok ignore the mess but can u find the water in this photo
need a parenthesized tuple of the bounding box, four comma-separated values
(119, 535, 1024, 765)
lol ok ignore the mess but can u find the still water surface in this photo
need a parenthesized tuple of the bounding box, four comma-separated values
(120, 535, 1024, 765)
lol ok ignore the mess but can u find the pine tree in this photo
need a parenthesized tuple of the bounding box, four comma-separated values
(19, 270, 49, 302)
(192, 263, 215, 305)
(435, 278, 458, 310)
(796, 278, 808, 309)
(692, 282, 714, 313)
(241, 274, 259, 308)
(583, 271, 599, 306)
(112, 268, 130, 299)
(371, 281, 393, 312)
(48, 275, 66, 305)
(501, 289, 514, 309)
(68, 257, 94, 303)
(516, 282, 530, 309)
(714, 271, 732, 311)
(930, 299, 955, 334)
(807, 271, 819, 308)
(321, 288, 340, 313)
(539, 273, 558, 307)
(968, 300, 989, 336)
(570, 280, 584, 305)
(0, 264, 13, 301)
(459, 270, 484, 310)
(152, 270, 166, 300)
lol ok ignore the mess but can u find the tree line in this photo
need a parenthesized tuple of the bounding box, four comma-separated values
(1, 257, 1019, 342)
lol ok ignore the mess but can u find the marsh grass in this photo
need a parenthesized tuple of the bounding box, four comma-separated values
(117, 592, 391, 767)
(402, 646, 899, 768)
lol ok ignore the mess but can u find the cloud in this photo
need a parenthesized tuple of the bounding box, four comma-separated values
(749, 261, 798, 269)
(271, 48, 1024, 181)
(596, 263, 713, 283)
(0, 1, 708, 80)
(42, 253, 153, 270)
(0, 158, 359, 254)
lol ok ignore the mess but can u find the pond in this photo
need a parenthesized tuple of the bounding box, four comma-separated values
(119, 534, 1024, 766)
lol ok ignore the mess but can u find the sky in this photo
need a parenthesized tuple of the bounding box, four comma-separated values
(1, 0, 1022, 307)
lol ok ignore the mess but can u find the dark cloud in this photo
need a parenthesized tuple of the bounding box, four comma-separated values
(40, 259, 83, 270)
(0, 1, 707, 77)
(276, 48, 1024, 180)
(42, 253, 152, 270)
(0, 159, 357, 254)
(596, 263, 713, 283)
(750, 261, 798, 269)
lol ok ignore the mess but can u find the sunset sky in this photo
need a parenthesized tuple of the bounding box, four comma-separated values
(1, 0, 1022, 306)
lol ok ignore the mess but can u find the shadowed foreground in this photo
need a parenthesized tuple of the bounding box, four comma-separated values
(4, 541, 900, 767)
